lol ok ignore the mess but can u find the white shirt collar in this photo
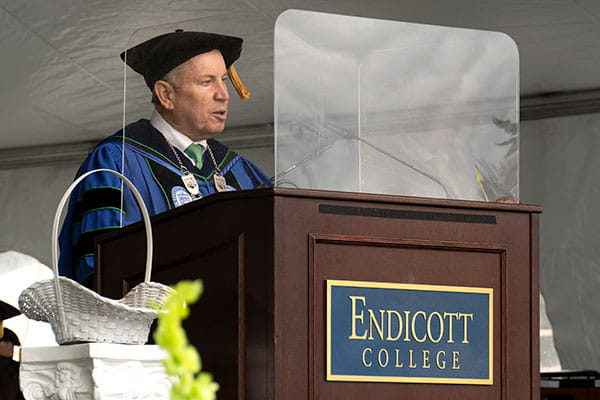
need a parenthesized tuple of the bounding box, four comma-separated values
(150, 111, 207, 162)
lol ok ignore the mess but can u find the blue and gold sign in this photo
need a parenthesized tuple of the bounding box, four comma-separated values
(327, 280, 493, 385)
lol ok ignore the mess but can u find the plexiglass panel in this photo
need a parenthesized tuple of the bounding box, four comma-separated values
(274, 10, 519, 201)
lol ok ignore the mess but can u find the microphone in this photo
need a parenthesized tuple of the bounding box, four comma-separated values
(325, 122, 450, 199)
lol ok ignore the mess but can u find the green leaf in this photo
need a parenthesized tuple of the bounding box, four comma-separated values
(154, 280, 218, 400)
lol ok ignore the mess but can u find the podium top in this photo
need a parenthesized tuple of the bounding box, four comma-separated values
(141, 189, 543, 230)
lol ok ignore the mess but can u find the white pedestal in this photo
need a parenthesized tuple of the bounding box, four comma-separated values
(20, 343, 171, 400)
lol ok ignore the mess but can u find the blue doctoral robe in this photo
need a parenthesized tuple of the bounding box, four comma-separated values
(58, 119, 269, 283)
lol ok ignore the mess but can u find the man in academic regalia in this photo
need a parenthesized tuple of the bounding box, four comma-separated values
(0, 300, 24, 400)
(58, 30, 269, 286)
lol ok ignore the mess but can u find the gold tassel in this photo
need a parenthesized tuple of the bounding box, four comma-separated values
(0, 321, 4, 341)
(227, 65, 251, 100)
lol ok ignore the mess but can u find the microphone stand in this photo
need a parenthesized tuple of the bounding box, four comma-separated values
(262, 120, 450, 199)
(258, 141, 336, 188)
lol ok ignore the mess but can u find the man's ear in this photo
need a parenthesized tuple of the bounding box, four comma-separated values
(154, 80, 175, 110)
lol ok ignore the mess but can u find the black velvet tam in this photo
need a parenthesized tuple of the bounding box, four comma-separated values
(120, 30, 243, 89)
(0, 301, 19, 322)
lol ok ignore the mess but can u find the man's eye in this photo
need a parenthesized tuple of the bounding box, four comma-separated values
(201, 80, 212, 86)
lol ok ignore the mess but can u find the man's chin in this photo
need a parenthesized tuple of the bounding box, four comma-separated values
(188, 126, 225, 141)
(206, 127, 225, 139)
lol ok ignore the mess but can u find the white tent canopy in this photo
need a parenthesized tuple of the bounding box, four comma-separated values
(0, 0, 599, 150)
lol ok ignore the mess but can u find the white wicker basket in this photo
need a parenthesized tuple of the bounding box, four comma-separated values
(19, 168, 172, 345)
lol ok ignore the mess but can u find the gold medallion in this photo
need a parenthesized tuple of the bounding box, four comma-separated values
(214, 174, 228, 192)
(181, 171, 200, 197)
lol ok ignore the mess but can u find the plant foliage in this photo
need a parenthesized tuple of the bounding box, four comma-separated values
(154, 280, 219, 400)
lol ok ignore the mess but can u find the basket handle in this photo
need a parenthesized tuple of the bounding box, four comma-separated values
(52, 169, 154, 298)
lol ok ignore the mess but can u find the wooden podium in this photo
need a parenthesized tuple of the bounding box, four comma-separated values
(96, 188, 541, 400)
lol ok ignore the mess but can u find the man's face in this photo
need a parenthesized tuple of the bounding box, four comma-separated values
(166, 49, 230, 141)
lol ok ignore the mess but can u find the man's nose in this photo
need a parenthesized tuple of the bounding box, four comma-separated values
(215, 80, 230, 101)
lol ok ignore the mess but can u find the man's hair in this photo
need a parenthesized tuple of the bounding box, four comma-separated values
(151, 66, 182, 107)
